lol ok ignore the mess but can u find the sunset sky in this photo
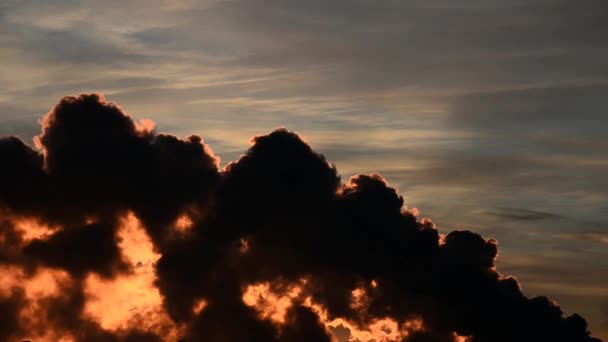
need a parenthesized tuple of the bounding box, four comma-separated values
(1, 1, 607, 341)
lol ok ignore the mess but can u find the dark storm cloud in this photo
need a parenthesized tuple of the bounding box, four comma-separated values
(0, 94, 220, 340)
(0, 94, 220, 258)
(280, 306, 333, 342)
(23, 220, 130, 278)
(0, 95, 602, 341)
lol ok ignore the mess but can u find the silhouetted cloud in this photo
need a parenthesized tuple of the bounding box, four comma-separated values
(0, 94, 602, 341)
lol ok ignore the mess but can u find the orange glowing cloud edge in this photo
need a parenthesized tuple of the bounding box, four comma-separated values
(12, 216, 58, 242)
(0, 213, 183, 341)
(83, 213, 183, 340)
(0, 264, 74, 341)
(2, 212, 472, 342)
(241, 278, 471, 342)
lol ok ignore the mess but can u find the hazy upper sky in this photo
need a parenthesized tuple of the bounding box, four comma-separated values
(1, 0, 607, 339)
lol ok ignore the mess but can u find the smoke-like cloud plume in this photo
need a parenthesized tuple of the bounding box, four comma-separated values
(0, 94, 602, 341)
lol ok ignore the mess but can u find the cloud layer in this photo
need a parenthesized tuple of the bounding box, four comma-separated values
(0, 94, 602, 341)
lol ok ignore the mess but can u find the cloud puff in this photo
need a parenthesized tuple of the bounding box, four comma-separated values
(0, 94, 602, 341)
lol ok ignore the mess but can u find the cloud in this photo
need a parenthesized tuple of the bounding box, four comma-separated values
(0, 94, 603, 341)
(484, 207, 563, 221)
(602, 303, 608, 329)
(449, 84, 608, 134)
(558, 232, 608, 246)
(0, 1, 606, 339)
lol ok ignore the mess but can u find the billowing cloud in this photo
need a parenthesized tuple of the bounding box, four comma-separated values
(0, 94, 602, 341)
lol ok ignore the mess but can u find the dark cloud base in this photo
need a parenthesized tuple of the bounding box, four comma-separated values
(0, 94, 602, 341)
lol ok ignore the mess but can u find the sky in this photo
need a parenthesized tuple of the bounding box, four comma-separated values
(0, 0, 607, 340)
